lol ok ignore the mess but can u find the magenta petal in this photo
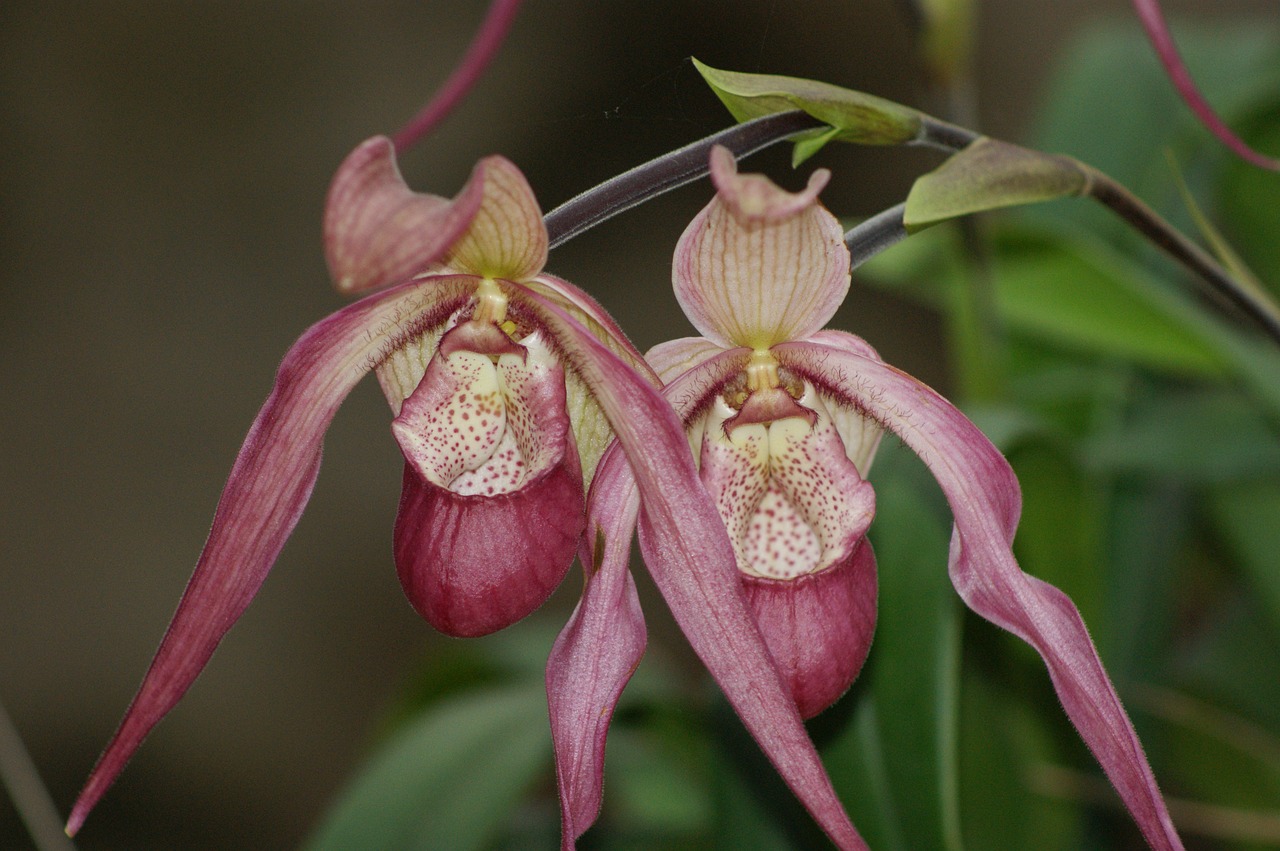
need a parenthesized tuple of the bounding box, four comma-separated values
(546, 444, 646, 848)
(1132, 0, 1279, 171)
(66, 277, 468, 836)
(777, 338, 1184, 851)
(515, 287, 866, 849)
(744, 541, 877, 720)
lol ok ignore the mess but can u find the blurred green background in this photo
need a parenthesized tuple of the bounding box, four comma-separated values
(2, 1, 1278, 848)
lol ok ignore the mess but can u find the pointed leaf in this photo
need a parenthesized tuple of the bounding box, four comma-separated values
(306, 683, 551, 851)
(904, 138, 1090, 230)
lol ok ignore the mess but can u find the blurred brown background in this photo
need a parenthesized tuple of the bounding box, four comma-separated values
(1, 1, 1271, 847)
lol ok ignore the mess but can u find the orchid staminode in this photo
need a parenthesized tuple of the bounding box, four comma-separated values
(550, 147, 1186, 850)
(64, 137, 761, 838)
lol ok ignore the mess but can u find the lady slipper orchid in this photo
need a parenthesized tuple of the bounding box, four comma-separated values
(550, 147, 1185, 851)
(66, 137, 764, 838)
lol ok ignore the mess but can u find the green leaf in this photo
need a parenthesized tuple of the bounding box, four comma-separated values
(860, 222, 1234, 377)
(305, 683, 552, 851)
(1005, 442, 1106, 632)
(903, 139, 1090, 230)
(1208, 480, 1280, 636)
(1222, 117, 1280, 289)
(692, 59, 922, 161)
(1082, 388, 1280, 482)
(958, 670, 1082, 851)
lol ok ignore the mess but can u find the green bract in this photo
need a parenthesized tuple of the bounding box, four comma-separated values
(693, 59, 922, 164)
(904, 137, 1090, 230)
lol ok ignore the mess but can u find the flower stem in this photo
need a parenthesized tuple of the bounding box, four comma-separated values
(1084, 166, 1280, 343)
(845, 203, 909, 270)
(544, 111, 826, 247)
(1131, 0, 1279, 171)
(0, 697, 76, 851)
(391, 0, 525, 153)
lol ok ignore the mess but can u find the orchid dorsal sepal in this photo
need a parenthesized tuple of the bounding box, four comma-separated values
(902, 137, 1092, 231)
(323, 137, 488, 296)
(692, 59, 977, 164)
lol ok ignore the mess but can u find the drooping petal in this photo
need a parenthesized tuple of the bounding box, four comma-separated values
(322, 137, 486, 295)
(391, 329, 584, 637)
(443, 156, 549, 281)
(673, 146, 849, 350)
(775, 337, 1184, 851)
(546, 443, 646, 849)
(66, 273, 478, 836)
(513, 287, 866, 850)
(743, 541, 876, 719)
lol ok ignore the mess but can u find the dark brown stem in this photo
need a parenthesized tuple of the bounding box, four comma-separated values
(1086, 166, 1280, 344)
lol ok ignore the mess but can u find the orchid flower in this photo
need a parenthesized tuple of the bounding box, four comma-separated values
(65, 137, 770, 837)
(550, 146, 1186, 850)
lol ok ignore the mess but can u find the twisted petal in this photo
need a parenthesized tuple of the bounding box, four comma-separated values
(391, 331, 584, 636)
(775, 336, 1184, 851)
(322, 137, 486, 295)
(513, 291, 865, 849)
(66, 274, 477, 836)
(673, 146, 849, 349)
(546, 443, 646, 849)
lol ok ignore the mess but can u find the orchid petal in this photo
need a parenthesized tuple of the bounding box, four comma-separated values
(444, 156, 549, 281)
(66, 274, 477, 836)
(391, 330, 585, 636)
(804, 330, 884, 476)
(775, 337, 1184, 851)
(546, 443, 646, 848)
(700, 393, 875, 581)
(322, 137, 485, 295)
(514, 289, 866, 850)
(673, 146, 849, 349)
(644, 336, 725, 383)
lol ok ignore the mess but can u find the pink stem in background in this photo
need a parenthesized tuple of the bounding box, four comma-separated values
(392, 0, 525, 153)
(1132, 0, 1279, 171)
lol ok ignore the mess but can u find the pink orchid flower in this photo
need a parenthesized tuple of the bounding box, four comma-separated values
(549, 146, 1186, 850)
(65, 137, 746, 837)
